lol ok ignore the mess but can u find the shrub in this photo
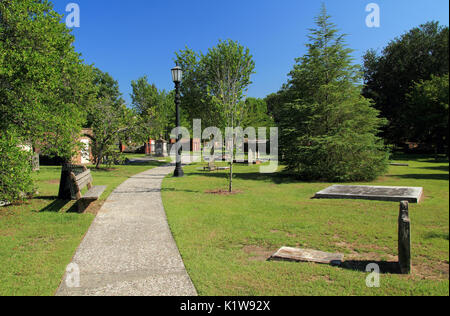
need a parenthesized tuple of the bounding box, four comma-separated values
(0, 131, 35, 203)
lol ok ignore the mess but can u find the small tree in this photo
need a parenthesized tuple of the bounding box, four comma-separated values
(202, 40, 255, 192)
(89, 98, 130, 168)
(276, 6, 389, 181)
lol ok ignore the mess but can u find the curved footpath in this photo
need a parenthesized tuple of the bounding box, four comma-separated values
(56, 159, 197, 296)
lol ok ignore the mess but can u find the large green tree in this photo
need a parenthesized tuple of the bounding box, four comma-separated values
(406, 74, 449, 155)
(0, 0, 97, 160)
(175, 48, 220, 129)
(0, 0, 96, 202)
(363, 22, 449, 146)
(241, 97, 274, 130)
(274, 6, 388, 182)
(130, 76, 175, 141)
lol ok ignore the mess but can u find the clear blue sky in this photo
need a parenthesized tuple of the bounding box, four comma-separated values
(51, 0, 449, 106)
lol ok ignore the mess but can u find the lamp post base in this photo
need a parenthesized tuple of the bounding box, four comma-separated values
(174, 165, 184, 177)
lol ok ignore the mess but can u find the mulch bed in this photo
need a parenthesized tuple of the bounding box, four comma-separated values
(205, 189, 243, 196)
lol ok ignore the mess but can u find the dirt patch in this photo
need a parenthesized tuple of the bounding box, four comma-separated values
(47, 179, 60, 184)
(0, 228, 17, 237)
(412, 257, 449, 280)
(270, 229, 297, 238)
(243, 245, 276, 261)
(205, 189, 243, 196)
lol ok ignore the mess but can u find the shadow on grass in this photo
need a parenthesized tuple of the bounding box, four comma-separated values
(340, 260, 401, 274)
(187, 171, 301, 185)
(161, 188, 200, 193)
(34, 196, 59, 200)
(39, 199, 76, 213)
(425, 232, 449, 241)
(391, 154, 448, 163)
(388, 173, 449, 181)
(419, 166, 449, 172)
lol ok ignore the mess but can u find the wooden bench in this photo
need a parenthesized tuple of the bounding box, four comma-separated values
(69, 166, 106, 212)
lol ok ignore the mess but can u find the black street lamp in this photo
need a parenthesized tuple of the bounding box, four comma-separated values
(171, 65, 184, 177)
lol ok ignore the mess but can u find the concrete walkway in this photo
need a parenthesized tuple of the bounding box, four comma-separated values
(56, 160, 197, 296)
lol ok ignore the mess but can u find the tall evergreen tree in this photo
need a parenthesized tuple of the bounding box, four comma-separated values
(276, 6, 388, 181)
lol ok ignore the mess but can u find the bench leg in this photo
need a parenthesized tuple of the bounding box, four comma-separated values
(76, 199, 93, 213)
(76, 200, 85, 213)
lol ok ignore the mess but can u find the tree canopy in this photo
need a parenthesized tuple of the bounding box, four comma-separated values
(130, 76, 175, 140)
(406, 74, 449, 155)
(363, 21, 449, 147)
(175, 40, 255, 132)
(0, 0, 97, 160)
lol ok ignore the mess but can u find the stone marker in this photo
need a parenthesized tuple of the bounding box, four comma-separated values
(270, 247, 344, 266)
(398, 201, 411, 274)
(314, 185, 424, 204)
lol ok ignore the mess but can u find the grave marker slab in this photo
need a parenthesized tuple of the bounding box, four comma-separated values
(314, 185, 423, 204)
(270, 247, 344, 266)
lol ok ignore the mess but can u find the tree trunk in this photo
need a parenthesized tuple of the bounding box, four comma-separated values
(228, 135, 234, 193)
(229, 160, 233, 193)
(58, 162, 72, 200)
(96, 149, 103, 169)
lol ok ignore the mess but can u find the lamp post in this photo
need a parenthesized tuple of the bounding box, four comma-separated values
(171, 65, 184, 177)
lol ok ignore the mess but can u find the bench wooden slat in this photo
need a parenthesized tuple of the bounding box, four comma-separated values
(75, 171, 91, 182)
(82, 186, 107, 201)
(77, 175, 93, 191)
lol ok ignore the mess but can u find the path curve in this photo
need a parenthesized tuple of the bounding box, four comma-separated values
(56, 161, 197, 296)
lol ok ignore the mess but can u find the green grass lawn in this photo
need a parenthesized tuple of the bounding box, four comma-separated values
(0, 156, 169, 296)
(162, 155, 449, 296)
